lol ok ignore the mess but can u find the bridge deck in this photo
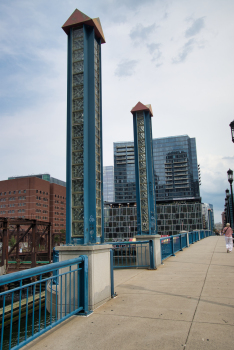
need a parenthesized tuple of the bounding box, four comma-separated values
(22, 236, 234, 350)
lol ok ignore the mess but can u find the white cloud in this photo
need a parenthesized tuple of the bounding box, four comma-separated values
(185, 17, 205, 37)
(0, 0, 233, 226)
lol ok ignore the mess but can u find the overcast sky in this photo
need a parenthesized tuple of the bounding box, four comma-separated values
(0, 0, 233, 222)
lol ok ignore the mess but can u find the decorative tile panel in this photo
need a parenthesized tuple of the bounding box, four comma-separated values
(73, 49, 84, 62)
(72, 165, 84, 179)
(73, 124, 83, 138)
(138, 132, 145, 140)
(72, 151, 83, 164)
(73, 74, 84, 86)
(71, 27, 84, 238)
(140, 183, 147, 191)
(72, 179, 83, 193)
(73, 86, 83, 99)
(72, 222, 84, 236)
(73, 28, 83, 38)
(73, 193, 84, 207)
(72, 138, 83, 151)
(73, 39, 83, 50)
(73, 61, 84, 74)
(73, 207, 84, 221)
(73, 111, 84, 124)
(73, 99, 84, 111)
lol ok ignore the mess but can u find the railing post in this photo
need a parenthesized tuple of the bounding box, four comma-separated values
(53, 248, 59, 284)
(171, 236, 175, 256)
(79, 255, 89, 314)
(110, 249, 117, 297)
(1, 218, 8, 271)
(31, 220, 37, 268)
(186, 233, 189, 247)
(149, 240, 156, 269)
(180, 234, 183, 251)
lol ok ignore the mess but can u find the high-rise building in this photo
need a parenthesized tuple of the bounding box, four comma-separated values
(0, 175, 66, 238)
(202, 203, 214, 230)
(114, 135, 200, 203)
(62, 9, 105, 244)
(154, 136, 200, 201)
(114, 142, 136, 202)
(103, 166, 114, 202)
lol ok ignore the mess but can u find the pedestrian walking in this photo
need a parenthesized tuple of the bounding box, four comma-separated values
(222, 223, 233, 253)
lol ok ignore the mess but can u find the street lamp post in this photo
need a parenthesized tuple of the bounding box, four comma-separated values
(225, 198, 229, 224)
(225, 189, 231, 224)
(229, 121, 234, 143)
(227, 169, 234, 227)
(224, 204, 227, 227)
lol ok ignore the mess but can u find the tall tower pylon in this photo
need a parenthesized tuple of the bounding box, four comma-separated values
(63, 9, 105, 244)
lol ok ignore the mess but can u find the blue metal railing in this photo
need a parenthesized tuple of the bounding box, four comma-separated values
(161, 230, 213, 261)
(110, 240, 155, 269)
(0, 256, 88, 350)
(161, 233, 188, 261)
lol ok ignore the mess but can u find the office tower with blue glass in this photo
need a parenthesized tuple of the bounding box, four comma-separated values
(103, 166, 115, 202)
(131, 102, 157, 235)
(62, 9, 105, 244)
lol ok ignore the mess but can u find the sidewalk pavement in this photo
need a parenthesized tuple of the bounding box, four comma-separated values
(23, 236, 234, 350)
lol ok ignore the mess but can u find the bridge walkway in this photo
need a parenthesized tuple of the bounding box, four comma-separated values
(23, 236, 234, 350)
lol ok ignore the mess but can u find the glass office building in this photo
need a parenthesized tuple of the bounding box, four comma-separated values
(114, 135, 200, 203)
(103, 166, 114, 202)
(154, 136, 200, 201)
(114, 142, 136, 202)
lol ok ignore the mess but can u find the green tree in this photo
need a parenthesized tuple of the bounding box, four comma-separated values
(9, 236, 16, 248)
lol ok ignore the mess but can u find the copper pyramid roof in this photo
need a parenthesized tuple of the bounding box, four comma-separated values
(62, 9, 105, 44)
(131, 102, 153, 117)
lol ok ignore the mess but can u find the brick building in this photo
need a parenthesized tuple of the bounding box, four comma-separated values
(0, 175, 66, 240)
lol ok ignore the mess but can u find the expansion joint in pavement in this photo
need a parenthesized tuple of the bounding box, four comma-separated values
(183, 238, 219, 350)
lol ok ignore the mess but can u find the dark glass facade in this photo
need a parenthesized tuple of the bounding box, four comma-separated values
(103, 166, 114, 202)
(114, 142, 136, 202)
(104, 203, 137, 240)
(104, 200, 203, 240)
(114, 135, 200, 202)
(154, 136, 200, 201)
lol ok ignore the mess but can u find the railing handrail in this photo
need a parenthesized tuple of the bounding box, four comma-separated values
(0, 257, 84, 286)
(160, 233, 186, 242)
(107, 240, 150, 245)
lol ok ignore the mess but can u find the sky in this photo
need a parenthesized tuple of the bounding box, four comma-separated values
(0, 0, 233, 223)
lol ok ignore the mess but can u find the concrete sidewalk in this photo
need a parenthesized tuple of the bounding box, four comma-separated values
(23, 236, 234, 350)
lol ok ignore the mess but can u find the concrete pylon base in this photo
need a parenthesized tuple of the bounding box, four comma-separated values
(57, 244, 111, 311)
(135, 235, 162, 268)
